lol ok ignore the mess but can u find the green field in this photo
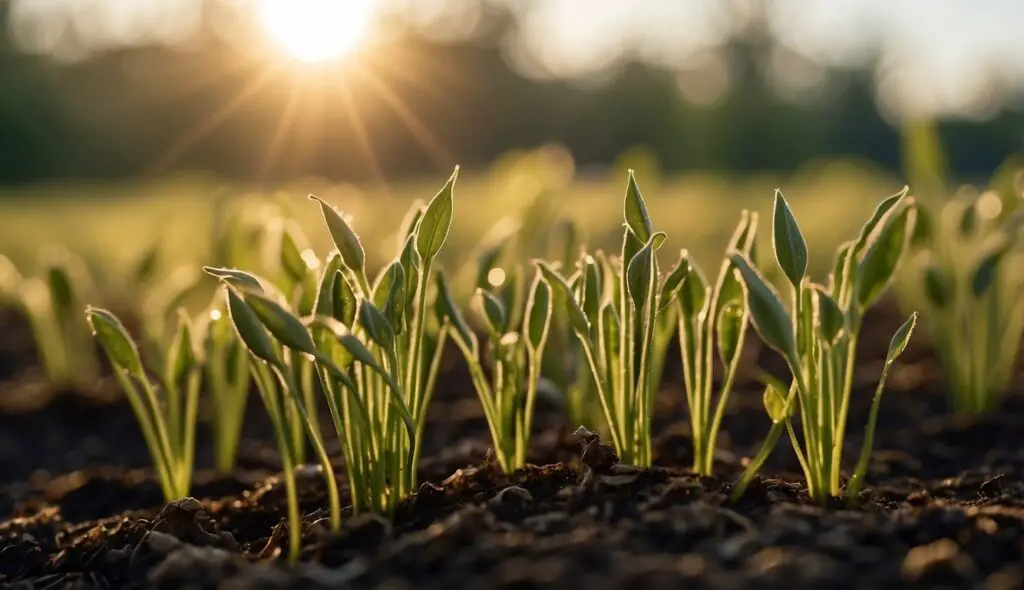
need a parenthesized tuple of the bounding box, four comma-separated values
(0, 155, 901, 295)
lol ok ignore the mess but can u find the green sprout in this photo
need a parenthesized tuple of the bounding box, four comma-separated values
(909, 193, 1024, 413)
(200, 299, 252, 475)
(443, 269, 554, 473)
(535, 171, 674, 466)
(204, 169, 457, 561)
(208, 271, 341, 563)
(730, 189, 918, 503)
(2, 250, 99, 387)
(675, 210, 759, 476)
(86, 306, 201, 502)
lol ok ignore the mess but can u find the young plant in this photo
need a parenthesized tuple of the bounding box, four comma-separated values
(200, 299, 252, 475)
(86, 306, 201, 502)
(207, 271, 341, 563)
(307, 167, 457, 500)
(535, 171, 676, 466)
(730, 189, 918, 503)
(910, 194, 1024, 413)
(443, 269, 554, 473)
(675, 210, 759, 476)
(5, 251, 99, 387)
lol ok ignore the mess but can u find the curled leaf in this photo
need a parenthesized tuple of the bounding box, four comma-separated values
(86, 306, 143, 376)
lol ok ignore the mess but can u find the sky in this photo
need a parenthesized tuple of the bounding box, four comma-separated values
(7, 0, 1024, 122)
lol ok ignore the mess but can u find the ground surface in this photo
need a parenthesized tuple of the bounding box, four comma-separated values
(0, 300, 1023, 589)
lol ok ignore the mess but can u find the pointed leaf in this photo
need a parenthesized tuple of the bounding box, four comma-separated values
(476, 288, 508, 336)
(225, 288, 279, 365)
(856, 201, 916, 310)
(534, 259, 590, 335)
(922, 260, 951, 308)
(416, 167, 457, 261)
(716, 302, 745, 367)
(358, 299, 395, 350)
(814, 284, 844, 345)
(829, 240, 857, 300)
(626, 234, 663, 310)
(240, 290, 316, 356)
(524, 271, 552, 352)
(679, 259, 708, 322)
(332, 271, 357, 327)
(729, 252, 798, 365)
(772, 190, 808, 290)
(885, 312, 918, 365)
(278, 223, 308, 283)
(310, 195, 366, 274)
(86, 307, 143, 376)
(203, 266, 264, 292)
(658, 250, 690, 311)
(623, 170, 652, 242)
(854, 187, 908, 255)
(314, 253, 342, 317)
(763, 382, 790, 423)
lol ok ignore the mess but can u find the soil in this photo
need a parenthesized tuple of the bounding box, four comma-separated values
(1, 299, 1023, 589)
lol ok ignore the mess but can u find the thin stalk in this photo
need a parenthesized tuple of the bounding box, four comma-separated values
(829, 330, 859, 493)
(112, 369, 176, 501)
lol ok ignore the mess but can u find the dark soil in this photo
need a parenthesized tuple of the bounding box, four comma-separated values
(1, 299, 1023, 589)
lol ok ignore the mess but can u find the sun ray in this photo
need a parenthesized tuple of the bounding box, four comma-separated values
(147, 65, 279, 173)
(258, 77, 302, 182)
(354, 64, 455, 169)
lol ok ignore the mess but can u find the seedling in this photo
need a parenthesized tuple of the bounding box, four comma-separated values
(730, 189, 918, 503)
(675, 210, 759, 476)
(86, 306, 201, 502)
(910, 193, 1024, 413)
(444, 269, 554, 473)
(200, 299, 252, 475)
(5, 250, 100, 387)
(536, 171, 675, 466)
(204, 169, 458, 560)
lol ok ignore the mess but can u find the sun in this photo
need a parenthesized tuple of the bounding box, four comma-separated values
(257, 0, 374, 63)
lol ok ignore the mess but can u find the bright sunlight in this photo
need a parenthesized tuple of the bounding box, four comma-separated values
(257, 0, 374, 63)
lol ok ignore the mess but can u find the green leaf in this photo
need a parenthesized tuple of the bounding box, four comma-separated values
(373, 261, 406, 332)
(332, 271, 358, 327)
(165, 309, 199, 388)
(416, 167, 458, 262)
(337, 330, 385, 370)
(772, 190, 808, 290)
(854, 187, 908, 255)
(278, 223, 308, 283)
(47, 264, 75, 315)
(86, 306, 143, 376)
(856, 201, 916, 310)
(729, 252, 798, 365)
(885, 312, 917, 365)
(922, 259, 950, 308)
(716, 302, 745, 367)
(658, 250, 690, 311)
(225, 288, 280, 366)
(524, 271, 552, 352)
(307, 315, 355, 371)
(581, 254, 602, 327)
(203, 266, 264, 292)
(314, 253, 343, 317)
(623, 170, 652, 242)
(476, 288, 508, 336)
(310, 195, 366, 274)
(814, 284, 845, 345)
(829, 240, 857, 300)
(971, 238, 1010, 297)
(358, 299, 396, 351)
(398, 234, 421, 307)
(679, 258, 708, 322)
(626, 233, 664, 311)
(763, 382, 790, 423)
(534, 259, 590, 335)
(240, 289, 317, 356)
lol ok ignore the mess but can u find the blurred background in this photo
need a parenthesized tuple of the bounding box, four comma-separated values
(0, 0, 1022, 275)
